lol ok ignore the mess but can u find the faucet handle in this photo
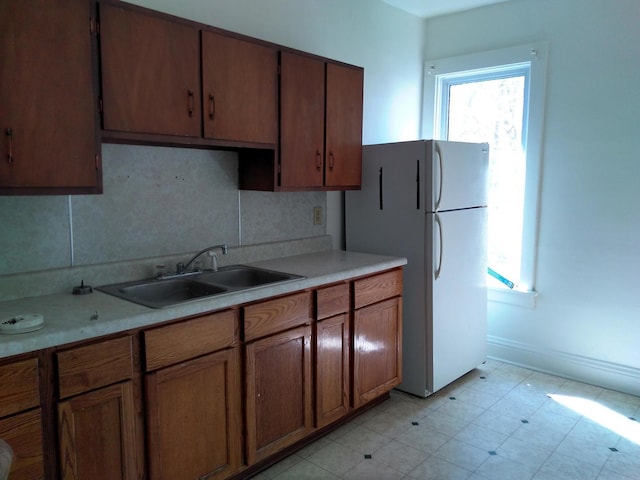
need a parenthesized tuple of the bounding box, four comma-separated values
(176, 262, 185, 274)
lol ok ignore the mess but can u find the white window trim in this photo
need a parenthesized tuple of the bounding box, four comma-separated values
(422, 43, 548, 308)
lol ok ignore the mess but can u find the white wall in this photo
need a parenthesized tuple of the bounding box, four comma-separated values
(424, 0, 640, 395)
(128, 0, 426, 248)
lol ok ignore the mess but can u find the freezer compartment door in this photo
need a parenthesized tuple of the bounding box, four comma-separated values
(427, 207, 487, 393)
(346, 142, 426, 255)
(428, 140, 489, 212)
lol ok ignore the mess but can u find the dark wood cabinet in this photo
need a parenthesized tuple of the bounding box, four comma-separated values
(0, 358, 44, 480)
(278, 52, 363, 191)
(56, 336, 144, 480)
(202, 31, 278, 145)
(58, 382, 140, 480)
(244, 292, 313, 464)
(279, 52, 326, 189)
(0, 0, 100, 194)
(245, 325, 313, 464)
(315, 283, 351, 428)
(143, 310, 242, 480)
(353, 270, 403, 408)
(145, 349, 242, 480)
(325, 62, 363, 188)
(99, 3, 201, 137)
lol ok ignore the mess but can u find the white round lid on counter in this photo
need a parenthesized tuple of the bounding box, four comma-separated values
(0, 313, 45, 335)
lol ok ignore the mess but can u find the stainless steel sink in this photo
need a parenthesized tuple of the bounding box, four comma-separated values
(196, 265, 297, 288)
(97, 265, 303, 309)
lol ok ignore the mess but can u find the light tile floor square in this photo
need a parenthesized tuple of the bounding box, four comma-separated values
(257, 360, 640, 479)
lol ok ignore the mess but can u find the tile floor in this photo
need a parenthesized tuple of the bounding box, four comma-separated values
(253, 360, 640, 480)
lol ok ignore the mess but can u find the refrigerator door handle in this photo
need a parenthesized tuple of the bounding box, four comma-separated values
(416, 159, 420, 210)
(434, 213, 443, 279)
(434, 142, 444, 211)
(378, 167, 384, 210)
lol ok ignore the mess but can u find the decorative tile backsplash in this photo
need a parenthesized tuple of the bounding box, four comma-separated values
(0, 143, 327, 277)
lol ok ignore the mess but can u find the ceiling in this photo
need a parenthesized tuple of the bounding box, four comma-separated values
(381, 0, 512, 18)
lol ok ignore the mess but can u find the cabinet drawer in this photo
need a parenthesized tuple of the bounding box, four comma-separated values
(244, 291, 312, 342)
(144, 310, 239, 371)
(0, 358, 39, 418)
(57, 336, 134, 399)
(316, 283, 350, 320)
(354, 269, 403, 310)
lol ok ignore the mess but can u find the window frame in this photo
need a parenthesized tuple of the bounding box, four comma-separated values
(422, 43, 548, 308)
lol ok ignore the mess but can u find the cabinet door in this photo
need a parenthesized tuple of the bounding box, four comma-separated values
(58, 381, 141, 480)
(353, 297, 403, 408)
(325, 63, 363, 188)
(279, 52, 325, 188)
(0, 0, 99, 192)
(0, 409, 44, 480)
(245, 325, 312, 464)
(100, 4, 200, 137)
(145, 348, 242, 480)
(202, 32, 277, 145)
(316, 313, 350, 428)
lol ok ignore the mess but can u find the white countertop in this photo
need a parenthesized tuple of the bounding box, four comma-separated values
(0, 250, 406, 359)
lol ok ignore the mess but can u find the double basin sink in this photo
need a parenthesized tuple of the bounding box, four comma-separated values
(97, 265, 304, 309)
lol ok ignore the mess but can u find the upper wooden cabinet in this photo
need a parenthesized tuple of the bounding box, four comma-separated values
(325, 62, 363, 188)
(0, 0, 101, 194)
(279, 52, 326, 189)
(99, 3, 201, 137)
(99, 3, 279, 148)
(202, 31, 278, 145)
(279, 52, 363, 191)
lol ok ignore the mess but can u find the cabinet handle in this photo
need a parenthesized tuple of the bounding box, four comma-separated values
(315, 150, 322, 171)
(208, 94, 215, 120)
(329, 151, 335, 170)
(5, 128, 13, 164)
(187, 90, 194, 117)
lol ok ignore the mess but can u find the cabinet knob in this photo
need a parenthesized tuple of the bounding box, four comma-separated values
(329, 152, 335, 170)
(315, 150, 322, 171)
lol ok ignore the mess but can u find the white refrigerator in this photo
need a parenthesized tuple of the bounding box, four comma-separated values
(346, 140, 489, 397)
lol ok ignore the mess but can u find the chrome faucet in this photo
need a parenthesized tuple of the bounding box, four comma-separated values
(176, 244, 228, 275)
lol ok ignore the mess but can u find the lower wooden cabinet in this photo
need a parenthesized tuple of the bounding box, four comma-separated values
(353, 297, 403, 408)
(0, 268, 403, 479)
(58, 381, 140, 480)
(145, 348, 242, 480)
(315, 313, 350, 428)
(0, 409, 44, 480)
(55, 336, 144, 480)
(353, 269, 403, 409)
(0, 357, 44, 480)
(245, 324, 313, 464)
(315, 283, 351, 428)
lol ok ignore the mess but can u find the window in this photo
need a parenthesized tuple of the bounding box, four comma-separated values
(423, 43, 548, 307)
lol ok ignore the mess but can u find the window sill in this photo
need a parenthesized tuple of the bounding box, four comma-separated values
(488, 286, 537, 308)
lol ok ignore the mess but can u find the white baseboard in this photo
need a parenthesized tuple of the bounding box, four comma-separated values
(487, 335, 640, 397)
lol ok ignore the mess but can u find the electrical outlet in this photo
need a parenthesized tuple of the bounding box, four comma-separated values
(313, 206, 323, 225)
